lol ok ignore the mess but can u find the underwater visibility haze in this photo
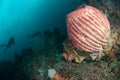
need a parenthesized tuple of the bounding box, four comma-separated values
(0, 0, 120, 80)
(0, 0, 80, 61)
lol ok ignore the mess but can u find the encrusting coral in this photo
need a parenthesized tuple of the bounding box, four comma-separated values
(63, 40, 86, 63)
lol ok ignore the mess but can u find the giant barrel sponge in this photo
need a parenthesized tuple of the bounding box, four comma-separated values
(66, 5, 110, 58)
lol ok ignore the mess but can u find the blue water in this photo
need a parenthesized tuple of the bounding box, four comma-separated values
(0, 0, 83, 61)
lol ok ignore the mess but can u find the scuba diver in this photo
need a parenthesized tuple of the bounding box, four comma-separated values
(26, 31, 41, 38)
(0, 37, 15, 53)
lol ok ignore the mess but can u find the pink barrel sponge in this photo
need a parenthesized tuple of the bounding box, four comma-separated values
(66, 5, 110, 53)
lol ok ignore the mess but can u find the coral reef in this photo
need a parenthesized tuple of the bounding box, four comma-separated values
(56, 60, 119, 80)
(14, 26, 120, 80)
(12, 1, 120, 80)
(13, 28, 66, 80)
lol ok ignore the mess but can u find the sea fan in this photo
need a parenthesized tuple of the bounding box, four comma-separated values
(66, 5, 110, 53)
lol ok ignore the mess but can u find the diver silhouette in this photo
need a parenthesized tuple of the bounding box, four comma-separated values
(0, 37, 15, 53)
(27, 31, 41, 38)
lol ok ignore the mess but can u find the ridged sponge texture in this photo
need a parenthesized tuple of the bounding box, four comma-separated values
(66, 5, 110, 52)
